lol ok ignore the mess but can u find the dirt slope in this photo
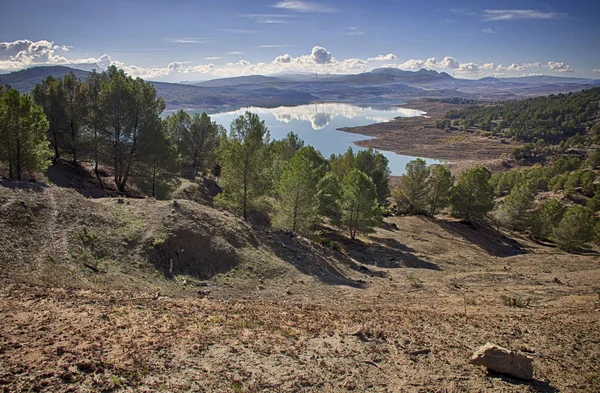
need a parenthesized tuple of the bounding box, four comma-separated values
(1, 182, 599, 392)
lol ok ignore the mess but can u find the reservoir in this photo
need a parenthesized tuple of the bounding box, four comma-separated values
(196, 103, 443, 175)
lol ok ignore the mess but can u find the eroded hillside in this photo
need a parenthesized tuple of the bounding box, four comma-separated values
(1, 181, 599, 392)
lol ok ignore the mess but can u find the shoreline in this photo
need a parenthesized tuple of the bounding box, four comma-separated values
(339, 99, 519, 173)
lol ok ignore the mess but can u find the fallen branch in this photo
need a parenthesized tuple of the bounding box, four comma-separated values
(363, 360, 382, 369)
(404, 348, 431, 356)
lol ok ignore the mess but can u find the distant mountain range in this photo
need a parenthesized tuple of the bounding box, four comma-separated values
(2, 65, 600, 112)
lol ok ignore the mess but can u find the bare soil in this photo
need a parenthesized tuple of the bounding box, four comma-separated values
(340, 100, 519, 171)
(1, 182, 600, 392)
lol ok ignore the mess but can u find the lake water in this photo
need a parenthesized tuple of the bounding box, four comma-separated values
(198, 103, 442, 175)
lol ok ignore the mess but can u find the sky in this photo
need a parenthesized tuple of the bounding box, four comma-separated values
(1, 0, 599, 82)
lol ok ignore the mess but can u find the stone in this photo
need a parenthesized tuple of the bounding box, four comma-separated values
(470, 342, 534, 380)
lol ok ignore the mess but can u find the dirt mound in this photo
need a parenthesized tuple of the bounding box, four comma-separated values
(171, 177, 222, 205)
(0, 182, 259, 291)
(147, 200, 258, 279)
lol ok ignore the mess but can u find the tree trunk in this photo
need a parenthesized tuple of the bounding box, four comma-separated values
(152, 163, 157, 198)
(16, 138, 21, 181)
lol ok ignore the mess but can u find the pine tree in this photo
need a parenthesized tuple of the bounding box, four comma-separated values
(451, 166, 494, 222)
(394, 158, 430, 214)
(0, 89, 52, 180)
(340, 169, 382, 239)
(500, 181, 536, 230)
(552, 205, 596, 252)
(275, 148, 321, 233)
(530, 199, 566, 240)
(355, 148, 391, 206)
(184, 112, 220, 177)
(427, 164, 454, 216)
(137, 121, 180, 198)
(316, 171, 342, 225)
(217, 112, 272, 221)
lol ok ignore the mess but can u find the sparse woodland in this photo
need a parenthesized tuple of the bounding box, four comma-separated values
(2, 68, 600, 251)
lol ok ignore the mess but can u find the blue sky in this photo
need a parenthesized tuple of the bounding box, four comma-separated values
(1, 0, 599, 81)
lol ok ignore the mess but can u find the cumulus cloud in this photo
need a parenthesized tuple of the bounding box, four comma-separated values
(594, 69, 600, 73)
(547, 61, 573, 72)
(272, 1, 336, 13)
(310, 46, 332, 64)
(0, 39, 579, 82)
(394, 56, 460, 71)
(274, 54, 292, 63)
(483, 9, 566, 21)
(367, 54, 397, 62)
(0, 39, 70, 69)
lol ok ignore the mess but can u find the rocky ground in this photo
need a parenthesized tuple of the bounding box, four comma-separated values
(1, 180, 599, 392)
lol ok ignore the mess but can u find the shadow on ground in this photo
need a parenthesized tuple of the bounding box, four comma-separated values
(488, 372, 559, 393)
(47, 160, 144, 199)
(262, 229, 376, 288)
(436, 218, 526, 258)
(0, 177, 48, 192)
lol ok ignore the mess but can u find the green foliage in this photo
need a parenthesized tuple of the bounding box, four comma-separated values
(330, 148, 391, 207)
(217, 111, 272, 221)
(136, 121, 180, 199)
(490, 156, 583, 195)
(0, 88, 52, 180)
(445, 87, 600, 144)
(316, 171, 342, 224)
(499, 181, 536, 230)
(275, 147, 322, 233)
(552, 205, 596, 252)
(340, 169, 382, 239)
(393, 158, 429, 214)
(99, 66, 165, 191)
(185, 112, 221, 177)
(272, 131, 304, 162)
(427, 164, 454, 216)
(530, 199, 566, 240)
(451, 166, 494, 222)
(354, 148, 391, 206)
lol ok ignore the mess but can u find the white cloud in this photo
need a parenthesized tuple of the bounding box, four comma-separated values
(258, 44, 295, 48)
(162, 37, 209, 44)
(394, 56, 460, 71)
(367, 54, 397, 62)
(274, 54, 292, 63)
(457, 62, 479, 73)
(0, 39, 70, 69)
(483, 9, 566, 21)
(272, 1, 336, 13)
(344, 27, 365, 36)
(225, 51, 244, 55)
(547, 61, 572, 72)
(310, 46, 332, 64)
(594, 69, 600, 73)
(237, 14, 296, 23)
(0, 39, 580, 82)
(482, 28, 495, 34)
(218, 29, 257, 34)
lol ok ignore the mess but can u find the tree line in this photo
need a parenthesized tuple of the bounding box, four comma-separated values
(394, 155, 600, 252)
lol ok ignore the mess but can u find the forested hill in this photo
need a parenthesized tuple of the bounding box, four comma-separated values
(443, 87, 600, 145)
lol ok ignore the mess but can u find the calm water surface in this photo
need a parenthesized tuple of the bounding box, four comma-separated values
(190, 103, 443, 175)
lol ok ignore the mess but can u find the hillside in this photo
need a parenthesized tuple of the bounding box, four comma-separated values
(3, 66, 600, 112)
(1, 176, 599, 392)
